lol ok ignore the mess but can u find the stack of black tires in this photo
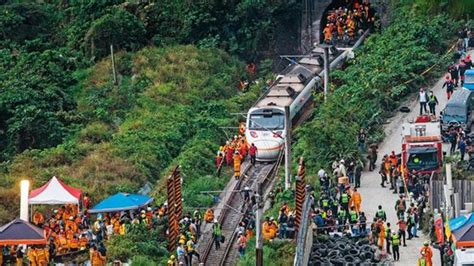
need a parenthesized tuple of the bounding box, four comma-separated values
(308, 234, 389, 265)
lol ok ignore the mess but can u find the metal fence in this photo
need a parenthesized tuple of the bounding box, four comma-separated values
(431, 179, 474, 211)
(294, 192, 313, 266)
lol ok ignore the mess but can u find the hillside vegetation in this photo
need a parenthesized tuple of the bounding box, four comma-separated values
(0, 0, 297, 224)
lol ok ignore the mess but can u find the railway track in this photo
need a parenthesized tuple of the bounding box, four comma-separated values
(200, 150, 283, 265)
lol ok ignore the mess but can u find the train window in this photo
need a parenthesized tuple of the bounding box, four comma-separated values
(249, 110, 285, 130)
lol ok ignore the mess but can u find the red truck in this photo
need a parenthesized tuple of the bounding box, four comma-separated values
(401, 115, 443, 175)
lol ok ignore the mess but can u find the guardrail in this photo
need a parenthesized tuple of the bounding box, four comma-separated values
(294, 188, 313, 266)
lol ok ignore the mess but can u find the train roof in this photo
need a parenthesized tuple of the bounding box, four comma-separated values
(255, 65, 314, 108)
(254, 50, 340, 108)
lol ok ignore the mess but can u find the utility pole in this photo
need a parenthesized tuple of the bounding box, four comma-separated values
(255, 182, 263, 266)
(110, 44, 118, 85)
(284, 105, 292, 190)
(445, 163, 453, 218)
(320, 44, 331, 102)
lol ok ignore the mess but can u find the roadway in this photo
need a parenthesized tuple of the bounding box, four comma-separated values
(358, 49, 473, 265)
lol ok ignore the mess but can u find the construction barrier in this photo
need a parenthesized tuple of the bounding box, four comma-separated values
(167, 166, 182, 252)
(295, 157, 306, 233)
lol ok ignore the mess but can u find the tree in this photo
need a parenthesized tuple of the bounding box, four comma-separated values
(0, 48, 77, 159)
(84, 8, 146, 60)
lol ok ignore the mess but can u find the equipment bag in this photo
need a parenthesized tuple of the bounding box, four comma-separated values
(220, 235, 225, 243)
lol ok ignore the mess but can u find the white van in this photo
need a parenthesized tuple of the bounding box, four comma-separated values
(454, 248, 474, 266)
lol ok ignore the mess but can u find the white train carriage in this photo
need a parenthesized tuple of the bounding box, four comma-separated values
(246, 44, 358, 161)
(246, 65, 321, 161)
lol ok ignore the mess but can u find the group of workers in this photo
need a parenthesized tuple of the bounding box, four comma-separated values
(216, 123, 258, 179)
(262, 202, 297, 241)
(170, 210, 204, 266)
(310, 140, 432, 264)
(215, 122, 257, 179)
(322, 0, 376, 46)
(1, 245, 49, 266)
(0, 193, 169, 266)
(446, 53, 472, 92)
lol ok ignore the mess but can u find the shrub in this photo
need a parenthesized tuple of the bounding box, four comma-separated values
(107, 223, 168, 264)
(84, 8, 146, 59)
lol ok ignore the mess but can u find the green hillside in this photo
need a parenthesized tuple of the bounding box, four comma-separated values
(0, 0, 296, 223)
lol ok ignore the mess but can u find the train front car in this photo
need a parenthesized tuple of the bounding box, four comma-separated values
(245, 107, 286, 161)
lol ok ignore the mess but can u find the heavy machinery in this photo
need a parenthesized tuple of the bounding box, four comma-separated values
(401, 115, 443, 174)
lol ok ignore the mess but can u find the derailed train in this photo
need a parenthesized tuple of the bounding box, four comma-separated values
(246, 37, 368, 161)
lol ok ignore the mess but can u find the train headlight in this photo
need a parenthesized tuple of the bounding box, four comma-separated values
(250, 131, 258, 138)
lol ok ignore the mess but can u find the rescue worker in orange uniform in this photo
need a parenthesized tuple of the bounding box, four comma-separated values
(225, 141, 234, 166)
(35, 247, 49, 266)
(57, 231, 68, 253)
(233, 151, 242, 180)
(351, 188, 362, 213)
(323, 24, 333, 44)
(69, 235, 79, 251)
(90, 246, 106, 266)
(418, 241, 433, 266)
(82, 193, 91, 210)
(33, 211, 45, 226)
(215, 152, 223, 168)
(204, 208, 214, 223)
(389, 151, 398, 167)
(377, 219, 385, 249)
(262, 217, 278, 240)
(54, 209, 62, 220)
(239, 139, 248, 158)
(383, 156, 391, 179)
(112, 217, 121, 234)
(238, 122, 246, 136)
(65, 216, 78, 233)
(62, 207, 70, 222)
(79, 234, 89, 250)
(27, 246, 37, 266)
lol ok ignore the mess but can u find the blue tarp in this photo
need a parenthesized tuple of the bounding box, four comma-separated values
(449, 213, 474, 232)
(89, 193, 153, 213)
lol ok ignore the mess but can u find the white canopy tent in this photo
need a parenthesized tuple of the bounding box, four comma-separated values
(28, 176, 82, 205)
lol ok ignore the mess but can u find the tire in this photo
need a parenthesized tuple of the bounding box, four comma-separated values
(361, 244, 372, 252)
(344, 255, 355, 263)
(319, 248, 328, 256)
(348, 249, 359, 256)
(328, 250, 340, 258)
(330, 258, 344, 266)
(356, 238, 369, 246)
(337, 243, 347, 251)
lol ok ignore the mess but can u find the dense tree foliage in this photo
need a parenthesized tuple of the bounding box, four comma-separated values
(0, 0, 292, 229)
(0, 0, 298, 162)
(0, 46, 259, 224)
(0, 48, 78, 160)
(407, 0, 474, 18)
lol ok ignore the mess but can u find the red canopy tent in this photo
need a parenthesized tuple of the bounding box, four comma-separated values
(29, 176, 82, 205)
(0, 218, 46, 245)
